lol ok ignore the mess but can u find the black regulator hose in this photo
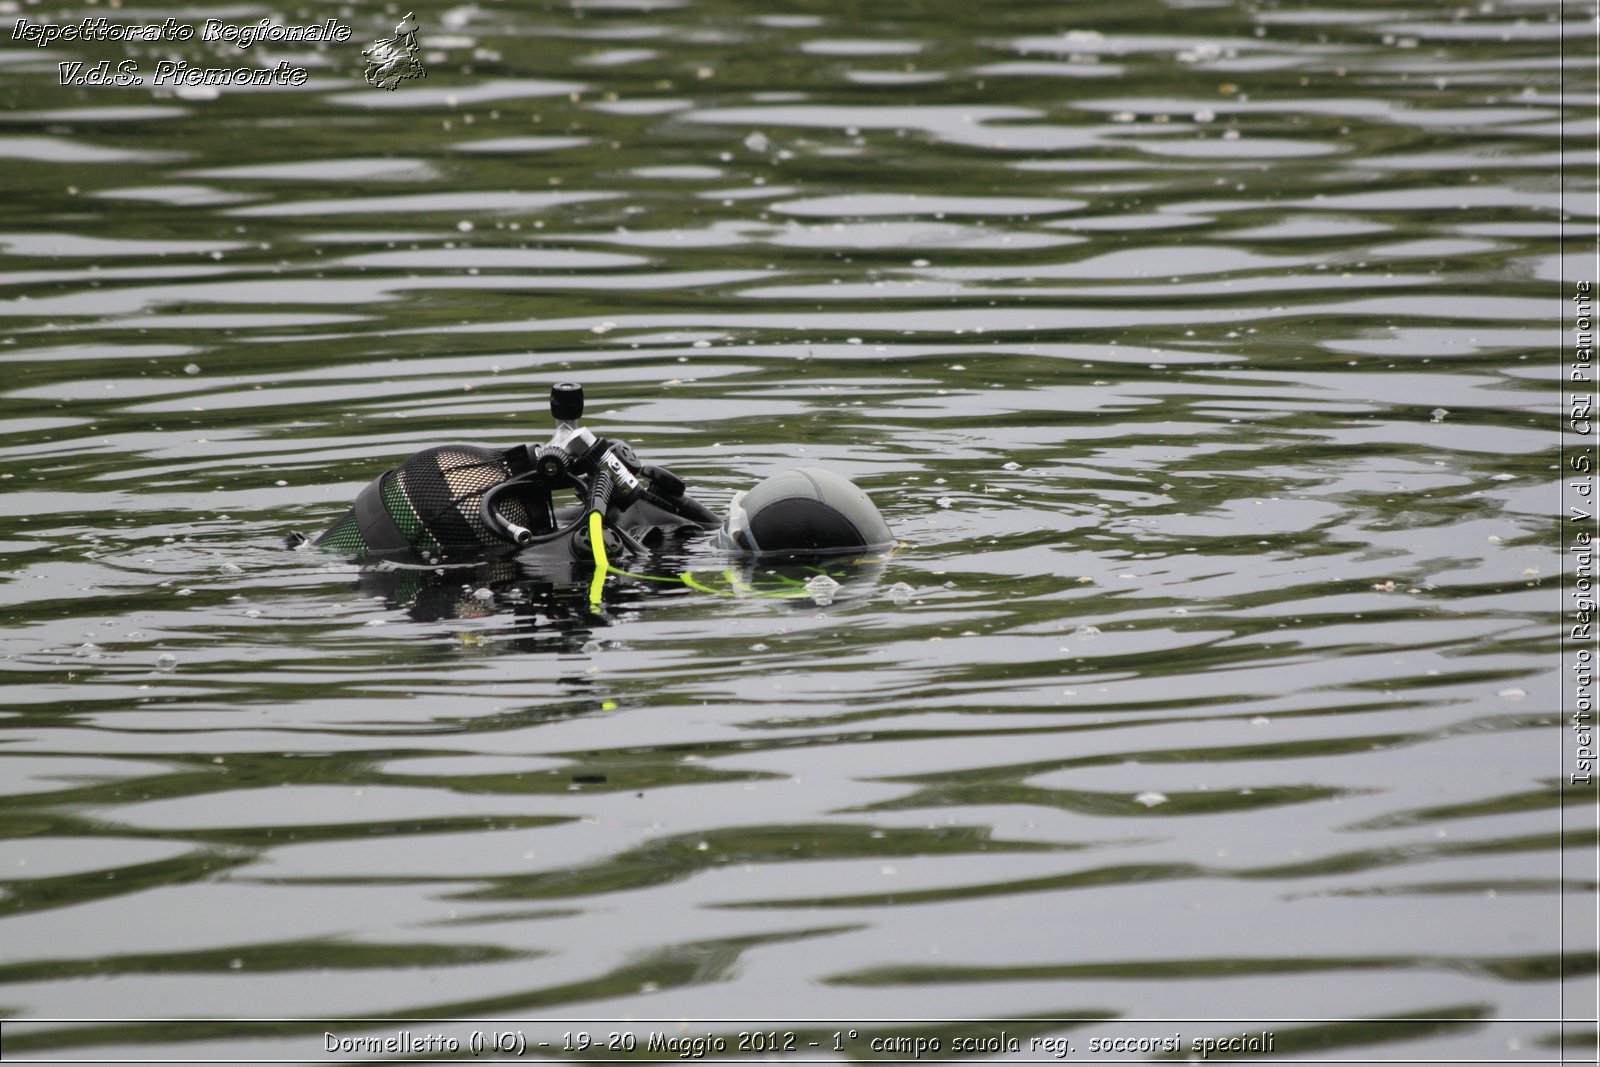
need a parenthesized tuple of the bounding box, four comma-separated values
(481, 481, 536, 545)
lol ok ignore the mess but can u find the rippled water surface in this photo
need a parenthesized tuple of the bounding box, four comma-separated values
(0, 0, 1595, 1060)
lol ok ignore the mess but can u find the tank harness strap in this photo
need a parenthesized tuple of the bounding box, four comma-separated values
(353, 470, 412, 554)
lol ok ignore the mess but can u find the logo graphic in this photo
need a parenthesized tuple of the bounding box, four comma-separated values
(362, 12, 425, 90)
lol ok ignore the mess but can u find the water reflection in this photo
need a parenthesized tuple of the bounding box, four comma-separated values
(347, 542, 891, 627)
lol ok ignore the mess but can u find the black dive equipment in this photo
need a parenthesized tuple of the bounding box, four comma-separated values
(312, 383, 718, 565)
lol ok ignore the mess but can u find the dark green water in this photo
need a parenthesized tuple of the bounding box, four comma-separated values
(0, 0, 1594, 1060)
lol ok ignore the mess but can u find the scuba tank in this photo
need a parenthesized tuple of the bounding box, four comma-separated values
(309, 383, 719, 565)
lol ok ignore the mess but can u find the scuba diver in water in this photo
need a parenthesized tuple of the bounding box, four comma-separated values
(291, 383, 895, 623)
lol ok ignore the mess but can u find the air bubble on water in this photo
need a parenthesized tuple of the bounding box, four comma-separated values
(1498, 687, 1526, 700)
(457, 220, 474, 232)
(936, 496, 955, 508)
(591, 321, 617, 334)
(805, 574, 840, 605)
(364, 619, 387, 627)
(176, 588, 194, 597)
(1250, 716, 1271, 726)
(887, 582, 914, 605)
(473, 587, 493, 601)
(1193, 108, 1215, 123)
(1490, 473, 1514, 481)
(1177, 42, 1222, 63)
(1072, 625, 1102, 638)
(184, 363, 201, 375)
(76, 642, 100, 658)
(1430, 407, 1448, 422)
(743, 130, 770, 152)
(155, 652, 178, 670)
(219, 562, 242, 575)
(750, 642, 769, 652)
(581, 640, 601, 654)
(1134, 791, 1169, 808)
(1002, 461, 1021, 470)
(244, 609, 261, 618)
(693, 339, 710, 348)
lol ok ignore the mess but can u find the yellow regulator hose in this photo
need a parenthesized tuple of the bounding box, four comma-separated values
(587, 510, 609, 607)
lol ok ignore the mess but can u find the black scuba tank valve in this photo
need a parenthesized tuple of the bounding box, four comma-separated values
(550, 382, 588, 453)
(551, 381, 584, 422)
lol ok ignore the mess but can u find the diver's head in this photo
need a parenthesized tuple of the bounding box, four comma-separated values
(719, 467, 894, 558)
